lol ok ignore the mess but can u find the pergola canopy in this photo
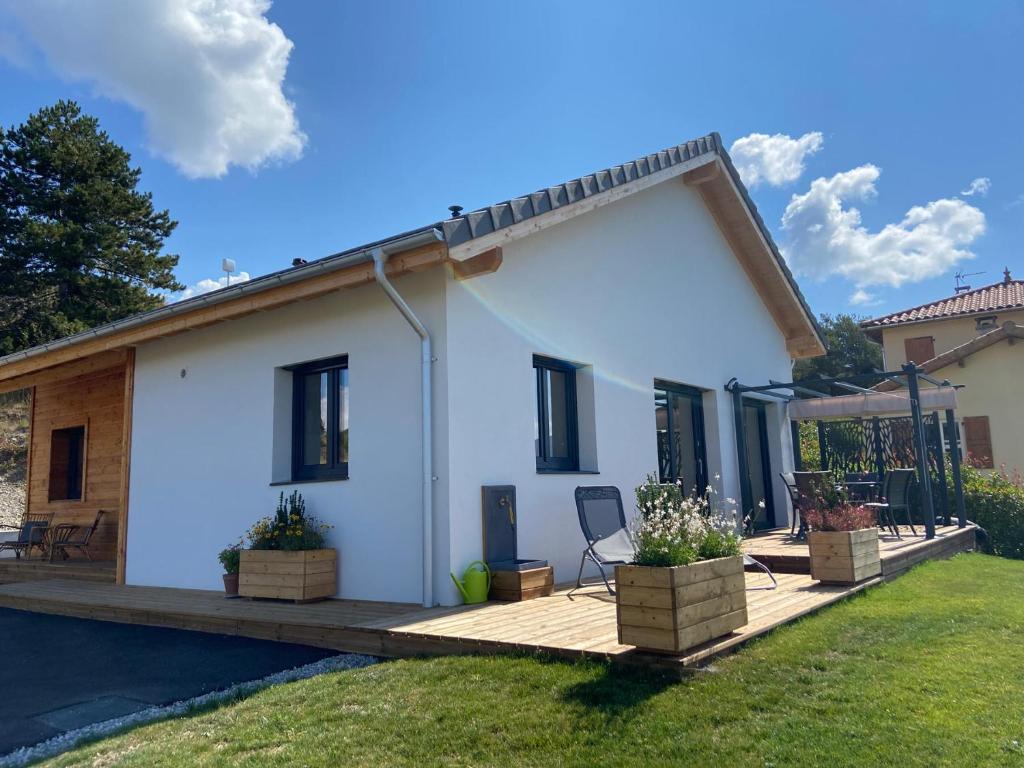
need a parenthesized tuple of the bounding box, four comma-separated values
(787, 386, 958, 421)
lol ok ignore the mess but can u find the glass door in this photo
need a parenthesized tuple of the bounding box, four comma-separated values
(743, 400, 775, 529)
(654, 381, 708, 496)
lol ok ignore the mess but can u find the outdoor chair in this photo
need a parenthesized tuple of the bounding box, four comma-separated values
(779, 472, 800, 536)
(47, 510, 106, 562)
(0, 514, 50, 559)
(572, 486, 635, 596)
(865, 469, 917, 539)
(791, 471, 833, 539)
(572, 486, 777, 596)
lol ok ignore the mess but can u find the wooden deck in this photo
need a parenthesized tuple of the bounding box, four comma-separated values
(0, 526, 976, 672)
(743, 525, 976, 578)
(0, 558, 115, 585)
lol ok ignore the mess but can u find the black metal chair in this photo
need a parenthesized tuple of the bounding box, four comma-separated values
(866, 469, 917, 538)
(791, 471, 833, 538)
(779, 472, 800, 536)
(572, 486, 635, 595)
(0, 515, 49, 559)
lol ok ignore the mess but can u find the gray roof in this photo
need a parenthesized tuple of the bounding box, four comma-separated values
(440, 134, 721, 246)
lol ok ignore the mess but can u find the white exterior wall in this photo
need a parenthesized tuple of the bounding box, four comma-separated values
(126, 270, 450, 605)
(123, 176, 806, 607)
(441, 178, 796, 604)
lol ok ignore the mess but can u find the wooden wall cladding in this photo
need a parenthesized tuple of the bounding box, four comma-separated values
(28, 364, 126, 561)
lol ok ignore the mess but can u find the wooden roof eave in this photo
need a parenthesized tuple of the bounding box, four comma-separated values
(683, 158, 826, 360)
(0, 238, 449, 391)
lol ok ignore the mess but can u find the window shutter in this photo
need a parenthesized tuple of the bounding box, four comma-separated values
(962, 416, 994, 468)
(904, 336, 936, 364)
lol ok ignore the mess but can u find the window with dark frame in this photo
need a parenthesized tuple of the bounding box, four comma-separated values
(534, 355, 579, 472)
(48, 425, 86, 501)
(291, 356, 349, 481)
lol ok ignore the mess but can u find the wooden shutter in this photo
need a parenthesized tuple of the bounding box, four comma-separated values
(962, 416, 994, 468)
(904, 336, 936, 364)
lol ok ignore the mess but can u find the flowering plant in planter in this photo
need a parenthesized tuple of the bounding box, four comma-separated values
(616, 475, 747, 654)
(631, 475, 742, 567)
(246, 491, 332, 551)
(217, 543, 241, 574)
(800, 482, 876, 532)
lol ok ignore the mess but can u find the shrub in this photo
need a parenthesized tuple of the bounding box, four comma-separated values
(803, 504, 876, 532)
(951, 463, 1024, 559)
(246, 491, 332, 551)
(218, 543, 241, 574)
(632, 475, 742, 567)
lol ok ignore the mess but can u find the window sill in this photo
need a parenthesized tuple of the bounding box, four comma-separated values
(536, 469, 600, 475)
(270, 477, 349, 487)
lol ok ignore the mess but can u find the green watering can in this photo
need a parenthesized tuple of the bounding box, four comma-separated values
(451, 560, 491, 604)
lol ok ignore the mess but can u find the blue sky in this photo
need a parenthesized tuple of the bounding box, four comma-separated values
(1, 1, 1022, 318)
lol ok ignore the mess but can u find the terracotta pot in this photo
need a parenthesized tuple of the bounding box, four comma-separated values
(223, 572, 240, 598)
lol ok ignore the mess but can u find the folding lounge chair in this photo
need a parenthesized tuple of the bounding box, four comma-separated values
(572, 486, 635, 596)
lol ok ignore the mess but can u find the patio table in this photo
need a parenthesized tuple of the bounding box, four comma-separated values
(841, 480, 880, 502)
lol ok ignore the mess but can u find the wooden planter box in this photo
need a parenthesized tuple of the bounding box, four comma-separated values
(808, 529, 881, 584)
(490, 566, 554, 601)
(239, 549, 337, 603)
(615, 555, 747, 654)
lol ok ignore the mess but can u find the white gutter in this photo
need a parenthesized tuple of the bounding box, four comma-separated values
(371, 246, 436, 608)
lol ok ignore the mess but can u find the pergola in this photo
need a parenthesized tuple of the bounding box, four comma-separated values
(726, 363, 968, 540)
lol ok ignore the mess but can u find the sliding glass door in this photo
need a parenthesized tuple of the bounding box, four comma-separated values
(654, 381, 707, 496)
(743, 400, 776, 529)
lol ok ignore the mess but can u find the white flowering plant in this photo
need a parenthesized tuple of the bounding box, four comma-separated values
(631, 474, 742, 567)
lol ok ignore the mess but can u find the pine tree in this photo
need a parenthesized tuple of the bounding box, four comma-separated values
(0, 100, 182, 354)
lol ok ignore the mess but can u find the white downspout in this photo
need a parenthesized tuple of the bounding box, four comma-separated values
(371, 247, 434, 607)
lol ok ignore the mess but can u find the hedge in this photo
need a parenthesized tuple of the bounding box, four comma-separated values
(952, 463, 1024, 560)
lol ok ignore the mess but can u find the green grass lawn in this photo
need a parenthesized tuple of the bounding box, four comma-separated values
(41, 553, 1024, 767)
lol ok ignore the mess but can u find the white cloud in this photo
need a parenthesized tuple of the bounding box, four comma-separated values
(1, 0, 305, 178)
(173, 271, 252, 302)
(849, 288, 880, 307)
(961, 177, 991, 197)
(1007, 194, 1024, 210)
(729, 132, 824, 188)
(781, 165, 986, 288)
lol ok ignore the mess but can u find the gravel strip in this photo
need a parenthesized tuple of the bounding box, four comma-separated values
(0, 481, 24, 531)
(0, 653, 378, 767)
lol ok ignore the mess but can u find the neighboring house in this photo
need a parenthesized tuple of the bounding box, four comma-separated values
(0, 133, 825, 606)
(862, 272, 1024, 472)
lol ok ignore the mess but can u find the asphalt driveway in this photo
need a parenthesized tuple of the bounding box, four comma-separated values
(0, 607, 338, 756)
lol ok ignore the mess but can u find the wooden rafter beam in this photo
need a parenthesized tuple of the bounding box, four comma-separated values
(450, 247, 503, 281)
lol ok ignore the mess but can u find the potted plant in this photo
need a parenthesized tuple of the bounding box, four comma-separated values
(616, 476, 747, 654)
(803, 483, 881, 585)
(218, 543, 242, 598)
(238, 491, 336, 603)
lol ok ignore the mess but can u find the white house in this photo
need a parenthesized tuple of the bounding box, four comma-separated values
(0, 133, 825, 607)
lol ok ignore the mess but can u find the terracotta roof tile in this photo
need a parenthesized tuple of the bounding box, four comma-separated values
(862, 279, 1024, 329)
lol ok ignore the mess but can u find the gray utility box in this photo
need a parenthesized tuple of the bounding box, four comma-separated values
(481, 485, 547, 572)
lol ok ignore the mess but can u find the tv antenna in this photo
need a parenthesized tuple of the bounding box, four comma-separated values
(954, 270, 984, 293)
(222, 258, 237, 287)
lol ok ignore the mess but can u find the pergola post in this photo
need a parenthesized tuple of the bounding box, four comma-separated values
(903, 363, 936, 539)
(729, 383, 754, 526)
(945, 408, 967, 528)
(931, 412, 950, 526)
(816, 420, 828, 471)
(872, 416, 885, 483)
